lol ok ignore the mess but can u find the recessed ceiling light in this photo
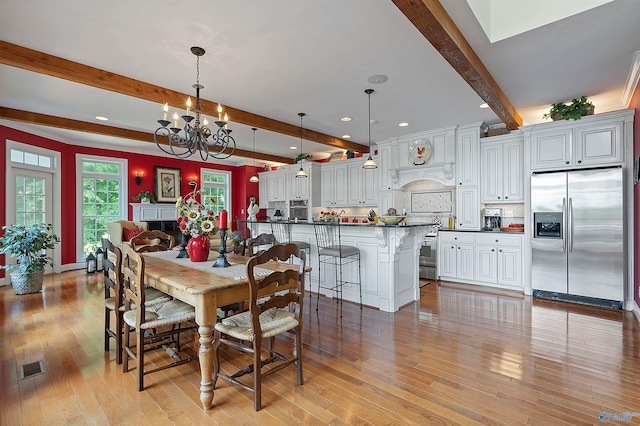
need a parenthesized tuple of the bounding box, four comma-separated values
(341, 117, 352, 122)
(399, 122, 410, 127)
(479, 103, 489, 108)
(368, 74, 388, 84)
(95, 116, 109, 121)
(342, 135, 351, 139)
(290, 146, 298, 150)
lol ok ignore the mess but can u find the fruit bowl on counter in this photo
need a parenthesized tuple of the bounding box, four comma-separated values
(378, 215, 406, 226)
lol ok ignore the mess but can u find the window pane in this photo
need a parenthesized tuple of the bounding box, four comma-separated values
(38, 155, 51, 168)
(10, 149, 23, 163)
(24, 152, 38, 165)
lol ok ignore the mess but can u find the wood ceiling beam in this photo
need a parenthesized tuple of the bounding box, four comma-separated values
(392, 0, 522, 129)
(0, 40, 368, 153)
(0, 107, 295, 164)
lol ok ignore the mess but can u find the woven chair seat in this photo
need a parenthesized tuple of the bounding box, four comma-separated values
(215, 307, 298, 341)
(123, 299, 195, 329)
(318, 244, 359, 258)
(105, 287, 170, 311)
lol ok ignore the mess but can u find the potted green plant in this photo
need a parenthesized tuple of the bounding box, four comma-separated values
(543, 96, 595, 121)
(132, 190, 157, 204)
(0, 223, 60, 294)
(294, 153, 312, 163)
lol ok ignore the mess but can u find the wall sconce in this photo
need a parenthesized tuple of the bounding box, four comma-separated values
(188, 175, 198, 188)
(135, 170, 144, 186)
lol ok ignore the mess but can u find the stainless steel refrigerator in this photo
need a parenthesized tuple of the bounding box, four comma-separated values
(531, 167, 624, 304)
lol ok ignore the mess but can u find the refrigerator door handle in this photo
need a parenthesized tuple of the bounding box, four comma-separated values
(568, 197, 574, 252)
(562, 197, 567, 253)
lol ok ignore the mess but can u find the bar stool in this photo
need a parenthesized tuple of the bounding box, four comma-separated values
(271, 221, 311, 293)
(312, 220, 362, 317)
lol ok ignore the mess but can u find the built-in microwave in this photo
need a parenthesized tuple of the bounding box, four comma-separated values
(534, 212, 563, 239)
(289, 200, 308, 221)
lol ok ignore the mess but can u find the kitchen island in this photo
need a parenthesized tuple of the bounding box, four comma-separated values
(239, 220, 435, 312)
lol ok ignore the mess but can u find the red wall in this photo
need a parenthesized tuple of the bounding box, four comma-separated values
(631, 85, 640, 307)
(0, 125, 261, 275)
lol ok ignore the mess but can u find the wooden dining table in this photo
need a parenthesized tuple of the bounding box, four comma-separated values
(141, 250, 307, 410)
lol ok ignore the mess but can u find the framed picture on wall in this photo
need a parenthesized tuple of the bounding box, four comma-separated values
(154, 166, 181, 202)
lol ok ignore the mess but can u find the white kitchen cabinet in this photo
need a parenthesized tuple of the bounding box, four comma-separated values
(258, 169, 287, 205)
(456, 186, 480, 230)
(440, 231, 523, 290)
(378, 143, 394, 191)
(288, 163, 311, 200)
(347, 160, 378, 205)
(320, 163, 348, 207)
(528, 113, 624, 171)
(480, 134, 523, 203)
(438, 232, 474, 281)
(474, 234, 522, 288)
(455, 125, 481, 186)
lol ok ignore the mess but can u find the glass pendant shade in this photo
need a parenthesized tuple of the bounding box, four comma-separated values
(296, 167, 308, 178)
(363, 89, 378, 169)
(249, 174, 259, 183)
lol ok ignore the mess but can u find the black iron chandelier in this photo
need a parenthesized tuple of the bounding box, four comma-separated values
(154, 46, 236, 161)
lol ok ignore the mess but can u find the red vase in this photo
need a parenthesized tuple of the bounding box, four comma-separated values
(187, 235, 210, 262)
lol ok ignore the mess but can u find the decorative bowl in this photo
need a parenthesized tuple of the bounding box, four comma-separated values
(378, 216, 406, 226)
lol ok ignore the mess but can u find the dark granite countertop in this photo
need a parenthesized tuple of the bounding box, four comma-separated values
(237, 219, 437, 228)
(438, 228, 525, 234)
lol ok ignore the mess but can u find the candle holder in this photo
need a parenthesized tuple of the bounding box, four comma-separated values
(177, 233, 190, 258)
(212, 228, 231, 268)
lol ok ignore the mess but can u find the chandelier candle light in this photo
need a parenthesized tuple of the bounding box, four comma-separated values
(154, 46, 236, 161)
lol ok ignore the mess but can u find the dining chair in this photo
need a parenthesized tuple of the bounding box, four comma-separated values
(312, 220, 362, 317)
(271, 221, 311, 294)
(245, 232, 278, 256)
(213, 243, 306, 411)
(130, 230, 175, 253)
(103, 238, 124, 364)
(120, 243, 198, 391)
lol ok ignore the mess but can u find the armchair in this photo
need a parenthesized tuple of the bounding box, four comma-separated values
(106, 220, 148, 247)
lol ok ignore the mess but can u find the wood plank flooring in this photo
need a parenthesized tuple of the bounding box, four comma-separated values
(2, 270, 640, 425)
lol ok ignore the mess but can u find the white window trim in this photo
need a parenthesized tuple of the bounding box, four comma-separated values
(75, 154, 128, 262)
(201, 168, 232, 220)
(4, 140, 62, 280)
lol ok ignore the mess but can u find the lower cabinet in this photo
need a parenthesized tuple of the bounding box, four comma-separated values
(438, 231, 523, 291)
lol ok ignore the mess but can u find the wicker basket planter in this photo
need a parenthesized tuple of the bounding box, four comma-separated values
(552, 104, 595, 121)
(10, 269, 44, 295)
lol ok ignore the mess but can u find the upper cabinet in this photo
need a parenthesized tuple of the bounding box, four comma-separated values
(320, 162, 348, 207)
(347, 159, 378, 205)
(526, 110, 632, 172)
(288, 161, 320, 201)
(480, 132, 524, 203)
(455, 123, 485, 230)
(320, 158, 377, 207)
(258, 169, 287, 207)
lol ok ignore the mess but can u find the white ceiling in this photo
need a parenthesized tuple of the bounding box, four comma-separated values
(0, 0, 638, 167)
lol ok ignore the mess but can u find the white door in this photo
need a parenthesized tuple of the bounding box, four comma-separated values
(7, 168, 55, 274)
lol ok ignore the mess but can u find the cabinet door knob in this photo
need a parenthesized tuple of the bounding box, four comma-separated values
(499, 249, 503, 252)
(491, 249, 495, 252)
(566, 161, 570, 164)
(577, 160, 582, 164)
(498, 196, 501, 199)
(505, 196, 508, 199)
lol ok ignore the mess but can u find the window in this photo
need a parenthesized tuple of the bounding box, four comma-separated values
(200, 170, 231, 221)
(76, 156, 127, 257)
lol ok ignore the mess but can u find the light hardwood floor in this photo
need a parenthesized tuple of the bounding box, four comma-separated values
(2, 270, 640, 425)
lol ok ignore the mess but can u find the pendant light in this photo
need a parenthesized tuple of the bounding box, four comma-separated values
(249, 128, 259, 183)
(363, 89, 378, 169)
(296, 112, 308, 178)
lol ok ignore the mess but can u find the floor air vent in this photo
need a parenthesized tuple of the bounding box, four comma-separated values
(18, 360, 45, 380)
(533, 290, 623, 310)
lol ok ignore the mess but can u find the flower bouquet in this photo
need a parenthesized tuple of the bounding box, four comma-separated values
(318, 211, 339, 222)
(175, 185, 218, 261)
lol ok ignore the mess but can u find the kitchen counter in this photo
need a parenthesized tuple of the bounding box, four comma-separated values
(237, 219, 436, 228)
(243, 220, 435, 312)
(438, 228, 525, 234)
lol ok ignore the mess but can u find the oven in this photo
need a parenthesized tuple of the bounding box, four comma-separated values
(419, 233, 437, 280)
(289, 200, 308, 221)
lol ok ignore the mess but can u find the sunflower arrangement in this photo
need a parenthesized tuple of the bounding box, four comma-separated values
(176, 191, 218, 237)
